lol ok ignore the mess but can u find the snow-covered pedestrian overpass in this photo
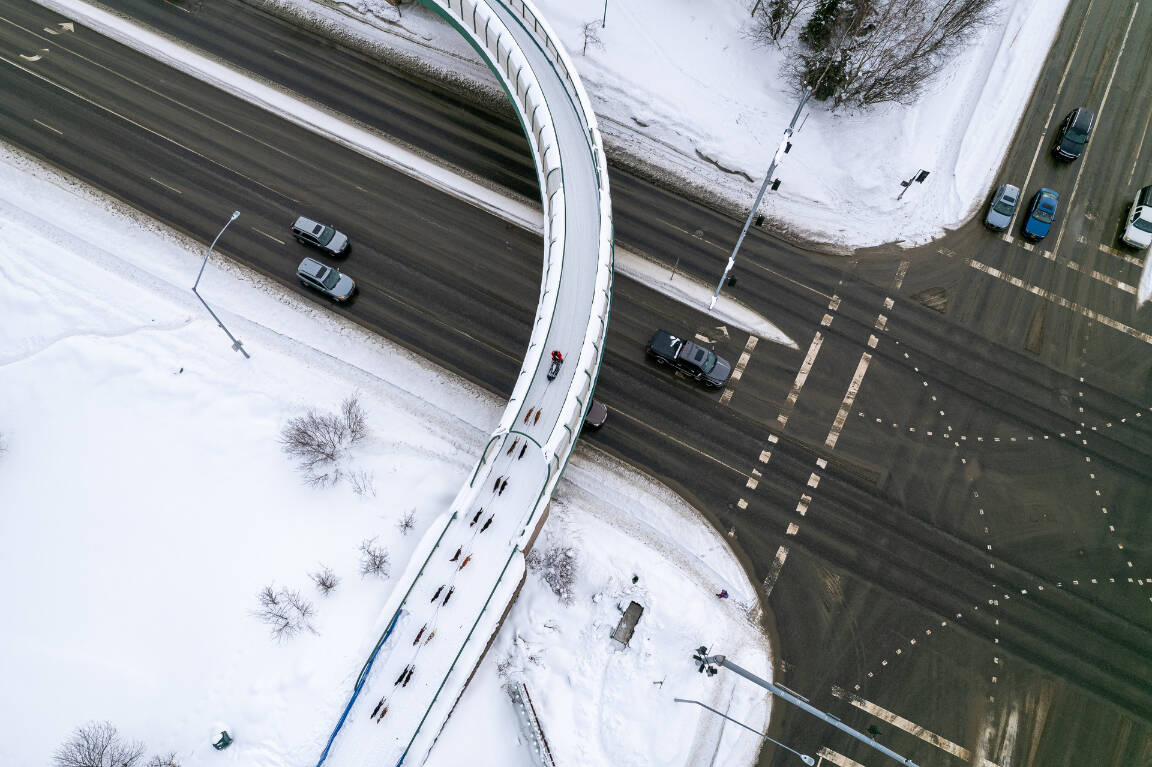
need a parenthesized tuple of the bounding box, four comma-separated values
(316, 1, 613, 764)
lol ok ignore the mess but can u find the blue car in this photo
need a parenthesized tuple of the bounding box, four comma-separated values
(1022, 188, 1059, 241)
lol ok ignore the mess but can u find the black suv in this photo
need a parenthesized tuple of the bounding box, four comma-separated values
(646, 329, 732, 388)
(1052, 107, 1094, 160)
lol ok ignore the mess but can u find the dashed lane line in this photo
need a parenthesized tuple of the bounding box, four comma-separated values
(32, 117, 62, 134)
(940, 249, 1152, 345)
(148, 176, 182, 194)
(777, 330, 824, 426)
(252, 227, 286, 245)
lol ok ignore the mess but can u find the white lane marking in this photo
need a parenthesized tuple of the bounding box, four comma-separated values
(1018, 0, 1094, 198)
(960, 255, 1152, 345)
(825, 352, 873, 449)
(1048, 3, 1139, 260)
(892, 258, 910, 290)
(796, 494, 811, 515)
(0, 52, 299, 203)
(816, 747, 866, 767)
(720, 335, 757, 404)
(831, 687, 1002, 767)
(761, 545, 789, 597)
(785, 522, 799, 535)
(1097, 242, 1145, 268)
(148, 176, 182, 194)
(32, 118, 62, 134)
(1033, 248, 1137, 294)
(778, 330, 824, 427)
(806, 473, 821, 489)
(1129, 99, 1152, 186)
(252, 227, 286, 245)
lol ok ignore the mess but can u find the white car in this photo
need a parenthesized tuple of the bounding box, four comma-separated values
(1120, 186, 1152, 249)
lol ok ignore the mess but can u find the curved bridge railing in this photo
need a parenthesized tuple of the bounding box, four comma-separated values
(318, 1, 612, 765)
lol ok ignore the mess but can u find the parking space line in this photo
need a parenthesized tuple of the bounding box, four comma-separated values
(1018, 0, 1093, 198)
(1049, 3, 1138, 260)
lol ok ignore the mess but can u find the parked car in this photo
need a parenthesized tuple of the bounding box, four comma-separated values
(1022, 188, 1060, 241)
(1052, 107, 1094, 161)
(1120, 185, 1152, 249)
(297, 257, 356, 302)
(584, 399, 608, 429)
(984, 183, 1020, 231)
(646, 329, 732, 388)
(290, 216, 349, 255)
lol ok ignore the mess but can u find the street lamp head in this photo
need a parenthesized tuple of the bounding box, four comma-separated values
(230, 211, 241, 220)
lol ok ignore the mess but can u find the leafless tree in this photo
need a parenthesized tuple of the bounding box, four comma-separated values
(254, 585, 315, 640)
(526, 545, 578, 605)
(359, 538, 391, 579)
(349, 469, 376, 497)
(53, 721, 145, 767)
(788, 0, 997, 108)
(146, 753, 179, 767)
(396, 510, 416, 536)
(341, 394, 368, 444)
(749, 0, 818, 43)
(310, 565, 340, 596)
(582, 21, 604, 55)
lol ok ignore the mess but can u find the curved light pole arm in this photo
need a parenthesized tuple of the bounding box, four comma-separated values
(673, 698, 814, 765)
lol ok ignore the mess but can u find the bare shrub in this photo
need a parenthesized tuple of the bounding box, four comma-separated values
(526, 545, 578, 605)
(396, 510, 416, 536)
(54, 721, 145, 767)
(280, 394, 369, 487)
(310, 566, 340, 596)
(359, 538, 391, 579)
(581, 21, 604, 55)
(146, 754, 179, 767)
(254, 584, 316, 640)
(349, 469, 376, 497)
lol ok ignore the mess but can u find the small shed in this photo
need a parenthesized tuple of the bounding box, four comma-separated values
(610, 601, 644, 648)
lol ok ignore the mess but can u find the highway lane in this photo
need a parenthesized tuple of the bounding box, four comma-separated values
(3, 1, 1151, 765)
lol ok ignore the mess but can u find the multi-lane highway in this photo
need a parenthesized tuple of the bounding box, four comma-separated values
(2, 0, 1150, 765)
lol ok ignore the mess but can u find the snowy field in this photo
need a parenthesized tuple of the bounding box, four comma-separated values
(0, 144, 772, 766)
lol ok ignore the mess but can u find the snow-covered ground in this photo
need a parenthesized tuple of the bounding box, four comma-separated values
(266, 0, 1067, 248)
(0, 144, 771, 765)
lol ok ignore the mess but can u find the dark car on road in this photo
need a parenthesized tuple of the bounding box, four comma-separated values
(584, 399, 608, 429)
(984, 183, 1020, 231)
(291, 215, 349, 256)
(1052, 107, 1094, 161)
(297, 257, 356, 302)
(1022, 188, 1059, 241)
(646, 329, 732, 388)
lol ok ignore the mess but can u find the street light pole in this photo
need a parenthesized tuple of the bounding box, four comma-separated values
(673, 698, 814, 765)
(695, 652, 921, 767)
(709, 88, 810, 312)
(601, 0, 608, 27)
(192, 210, 249, 359)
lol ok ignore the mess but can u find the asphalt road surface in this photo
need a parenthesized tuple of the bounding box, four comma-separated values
(2, 0, 1149, 765)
